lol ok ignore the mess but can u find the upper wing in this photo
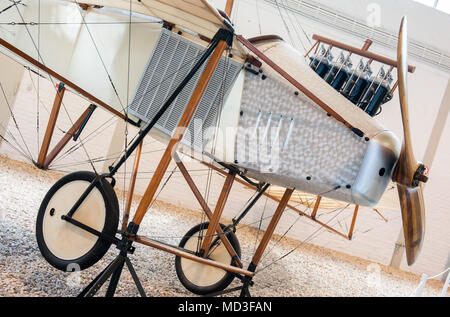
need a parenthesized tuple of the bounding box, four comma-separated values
(68, 0, 229, 38)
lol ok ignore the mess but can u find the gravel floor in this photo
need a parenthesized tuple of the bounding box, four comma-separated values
(0, 155, 448, 297)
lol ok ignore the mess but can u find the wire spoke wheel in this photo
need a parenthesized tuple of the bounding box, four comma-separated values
(35, 171, 119, 271)
(175, 222, 241, 295)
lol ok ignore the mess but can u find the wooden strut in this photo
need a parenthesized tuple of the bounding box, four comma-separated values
(122, 140, 143, 232)
(133, 235, 253, 277)
(199, 171, 235, 258)
(174, 153, 243, 267)
(311, 196, 322, 219)
(348, 205, 359, 240)
(197, 158, 352, 240)
(39, 104, 96, 169)
(251, 188, 294, 266)
(304, 40, 319, 58)
(224, 0, 234, 16)
(373, 208, 388, 222)
(0, 38, 127, 120)
(311, 34, 416, 73)
(37, 82, 65, 167)
(361, 39, 373, 51)
(132, 176, 292, 278)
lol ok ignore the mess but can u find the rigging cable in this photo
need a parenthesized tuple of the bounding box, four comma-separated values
(273, 0, 296, 48)
(12, 2, 98, 173)
(73, 0, 127, 114)
(278, 0, 308, 53)
(257, 204, 347, 274)
(0, 81, 34, 161)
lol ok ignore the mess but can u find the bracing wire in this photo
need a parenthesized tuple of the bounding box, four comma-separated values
(121, 0, 133, 214)
(11, 1, 98, 173)
(0, 0, 24, 15)
(292, 0, 313, 46)
(0, 21, 162, 26)
(0, 81, 34, 161)
(281, 0, 309, 53)
(254, 188, 270, 254)
(249, 186, 347, 272)
(255, 0, 262, 35)
(256, 205, 347, 274)
(273, 0, 296, 47)
(72, 0, 127, 115)
(0, 122, 33, 160)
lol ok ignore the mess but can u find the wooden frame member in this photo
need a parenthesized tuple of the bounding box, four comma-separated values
(197, 158, 362, 241)
(174, 152, 243, 268)
(37, 82, 65, 167)
(311, 34, 415, 73)
(122, 140, 143, 232)
(38, 102, 97, 169)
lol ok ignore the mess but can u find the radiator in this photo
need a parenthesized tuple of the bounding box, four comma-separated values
(128, 27, 243, 152)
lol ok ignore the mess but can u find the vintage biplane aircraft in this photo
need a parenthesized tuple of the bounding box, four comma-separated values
(0, 0, 429, 297)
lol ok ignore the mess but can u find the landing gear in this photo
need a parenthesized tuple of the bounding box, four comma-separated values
(35, 171, 119, 271)
(175, 222, 241, 295)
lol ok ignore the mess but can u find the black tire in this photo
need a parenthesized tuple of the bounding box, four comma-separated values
(175, 222, 241, 295)
(36, 171, 119, 271)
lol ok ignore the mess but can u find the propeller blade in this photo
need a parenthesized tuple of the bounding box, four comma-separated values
(393, 16, 417, 186)
(397, 184, 425, 265)
(393, 16, 426, 266)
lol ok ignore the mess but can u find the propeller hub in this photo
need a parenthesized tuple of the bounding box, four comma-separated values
(412, 163, 429, 187)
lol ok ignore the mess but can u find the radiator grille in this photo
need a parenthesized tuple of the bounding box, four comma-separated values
(128, 28, 242, 151)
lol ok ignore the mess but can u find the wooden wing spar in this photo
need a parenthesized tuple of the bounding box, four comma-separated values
(68, 0, 231, 39)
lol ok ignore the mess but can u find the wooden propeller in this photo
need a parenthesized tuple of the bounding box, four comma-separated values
(392, 17, 427, 265)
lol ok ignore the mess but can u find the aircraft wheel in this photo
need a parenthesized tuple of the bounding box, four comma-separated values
(36, 171, 119, 271)
(175, 222, 241, 295)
